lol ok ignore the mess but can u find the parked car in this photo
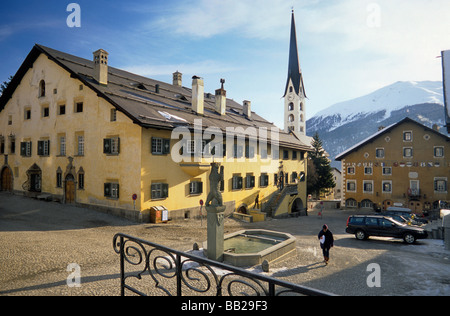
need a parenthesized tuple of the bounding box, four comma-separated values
(382, 206, 428, 225)
(346, 215, 428, 244)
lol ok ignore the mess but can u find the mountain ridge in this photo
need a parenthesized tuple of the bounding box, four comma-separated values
(306, 81, 446, 169)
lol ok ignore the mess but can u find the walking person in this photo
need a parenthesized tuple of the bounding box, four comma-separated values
(318, 224, 334, 265)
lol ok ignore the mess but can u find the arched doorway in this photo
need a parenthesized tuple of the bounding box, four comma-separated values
(237, 204, 248, 214)
(291, 198, 304, 213)
(409, 200, 422, 214)
(25, 164, 42, 192)
(382, 200, 393, 211)
(65, 174, 75, 203)
(1, 167, 13, 192)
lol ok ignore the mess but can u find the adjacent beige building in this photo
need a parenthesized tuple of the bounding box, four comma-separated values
(336, 117, 450, 213)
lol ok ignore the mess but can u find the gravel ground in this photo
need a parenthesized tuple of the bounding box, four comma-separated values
(1, 192, 449, 296)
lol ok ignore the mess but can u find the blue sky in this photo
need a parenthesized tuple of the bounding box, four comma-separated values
(1, 0, 450, 129)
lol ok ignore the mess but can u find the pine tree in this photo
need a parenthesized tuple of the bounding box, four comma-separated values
(308, 132, 336, 197)
(0, 76, 13, 95)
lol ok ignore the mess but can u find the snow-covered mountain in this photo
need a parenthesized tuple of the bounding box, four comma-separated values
(307, 81, 446, 169)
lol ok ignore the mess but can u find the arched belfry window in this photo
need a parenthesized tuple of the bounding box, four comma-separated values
(288, 103, 294, 111)
(39, 80, 46, 97)
(288, 114, 295, 122)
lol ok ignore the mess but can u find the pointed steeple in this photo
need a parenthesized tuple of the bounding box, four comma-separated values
(283, 10, 306, 98)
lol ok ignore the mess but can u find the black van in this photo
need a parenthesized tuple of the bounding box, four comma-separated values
(346, 215, 428, 244)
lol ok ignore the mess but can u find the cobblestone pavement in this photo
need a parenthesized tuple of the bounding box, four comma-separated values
(1, 192, 449, 296)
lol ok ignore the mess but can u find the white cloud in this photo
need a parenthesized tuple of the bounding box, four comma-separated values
(148, 0, 295, 39)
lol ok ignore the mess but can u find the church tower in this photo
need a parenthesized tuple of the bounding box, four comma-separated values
(283, 10, 306, 136)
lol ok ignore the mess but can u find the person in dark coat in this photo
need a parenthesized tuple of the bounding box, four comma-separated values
(318, 224, 334, 265)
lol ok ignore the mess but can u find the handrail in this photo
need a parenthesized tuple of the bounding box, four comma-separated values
(113, 233, 336, 296)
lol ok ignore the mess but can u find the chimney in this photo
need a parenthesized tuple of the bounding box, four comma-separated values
(432, 124, 440, 132)
(93, 49, 109, 85)
(192, 76, 204, 115)
(215, 79, 227, 115)
(243, 100, 251, 119)
(173, 71, 182, 87)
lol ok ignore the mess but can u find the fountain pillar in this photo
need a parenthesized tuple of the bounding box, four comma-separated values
(205, 205, 226, 261)
(204, 163, 225, 262)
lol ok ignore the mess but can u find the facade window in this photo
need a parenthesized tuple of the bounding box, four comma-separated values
(363, 181, 373, 193)
(403, 147, 413, 158)
(259, 173, 269, 187)
(364, 167, 373, 175)
(434, 178, 448, 193)
(291, 172, 298, 183)
(42, 106, 49, 117)
(283, 150, 289, 160)
(189, 181, 203, 195)
(434, 146, 444, 158)
(346, 198, 357, 208)
(78, 168, 85, 190)
(39, 80, 45, 97)
(375, 148, 384, 158)
(20, 141, 32, 157)
(58, 104, 66, 115)
(347, 167, 355, 175)
(9, 136, 15, 154)
(151, 137, 170, 155)
(292, 151, 297, 159)
(403, 131, 412, 141)
(103, 137, 120, 155)
(77, 135, 84, 156)
(59, 135, 66, 156)
(8, 115, 12, 125)
(24, 108, 31, 120)
(75, 102, 83, 113)
(104, 182, 119, 199)
(232, 175, 243, 190)
(151, 183, 169, 199)
(361, 199, 373, 208)
(37, 140, 50, 156)
(382, 167, 392, 176)
(382, 181, 392, 193)
(233, 143, 244, 159)
(245, 144, 255, 159)
(56, 168, 62, 188)
(346, 180, 356, 192)
(110, 109, 117, 122)
(245, 174, 255, 189)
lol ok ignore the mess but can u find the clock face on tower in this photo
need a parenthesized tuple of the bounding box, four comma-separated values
(288, 94, 294, 101)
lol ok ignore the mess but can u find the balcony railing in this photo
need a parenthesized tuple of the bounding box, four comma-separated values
(113, 233, 335, 296)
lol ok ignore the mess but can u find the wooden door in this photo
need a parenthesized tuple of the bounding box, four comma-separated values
(65, 175, 75, 203)
(1, 167, 13, 191)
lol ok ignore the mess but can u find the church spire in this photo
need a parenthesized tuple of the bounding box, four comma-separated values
(283, 10, 307, 136)
(283, 10, 306, 98)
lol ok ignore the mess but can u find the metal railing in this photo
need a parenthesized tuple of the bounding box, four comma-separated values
(113, 233, 335, 296)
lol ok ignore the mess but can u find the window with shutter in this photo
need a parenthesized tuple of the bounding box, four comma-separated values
(104, 137, 120, 155)
(20, 141, 32, 157)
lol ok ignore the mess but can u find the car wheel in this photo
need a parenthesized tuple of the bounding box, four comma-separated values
(404, 233, 416, 244)
(355, 230, 366, 240)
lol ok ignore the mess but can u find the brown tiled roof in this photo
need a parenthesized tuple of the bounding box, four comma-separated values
(0, 44, 312, 151)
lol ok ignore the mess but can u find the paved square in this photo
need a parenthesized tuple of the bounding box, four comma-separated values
(1, 192, 449, 296)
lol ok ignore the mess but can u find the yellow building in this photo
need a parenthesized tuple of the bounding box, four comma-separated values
(0, 34, 311, 221)
(336, 117, 450, 213)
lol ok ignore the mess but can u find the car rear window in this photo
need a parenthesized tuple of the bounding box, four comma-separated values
(349, 217, 365, 225)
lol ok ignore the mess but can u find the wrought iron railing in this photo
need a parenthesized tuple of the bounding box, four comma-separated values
(113, 233, 335, 296)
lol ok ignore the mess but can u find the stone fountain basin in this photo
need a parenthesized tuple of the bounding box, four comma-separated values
(203, 229, 296, 267)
